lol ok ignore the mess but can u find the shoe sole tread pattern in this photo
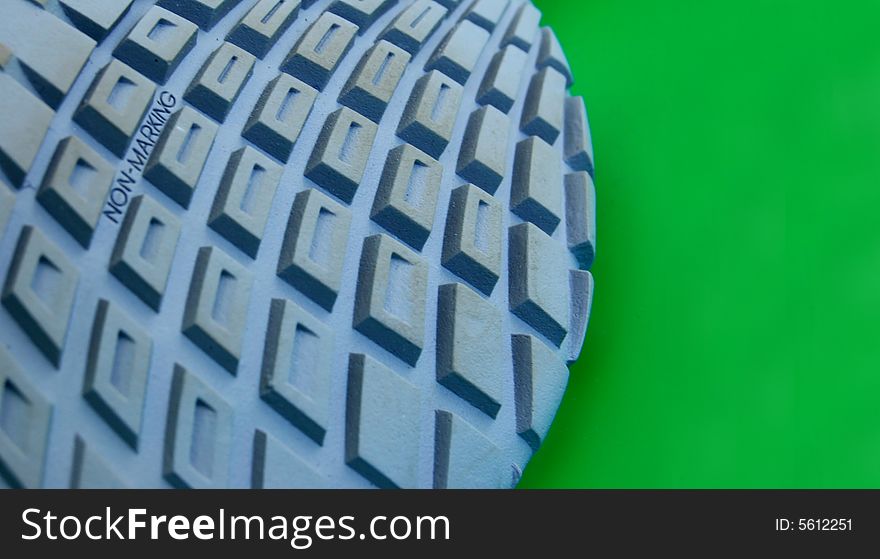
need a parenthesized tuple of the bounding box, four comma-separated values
(0, 0, 594, 489)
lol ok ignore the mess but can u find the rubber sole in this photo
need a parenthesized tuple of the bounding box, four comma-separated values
(0, 0, 595, 489)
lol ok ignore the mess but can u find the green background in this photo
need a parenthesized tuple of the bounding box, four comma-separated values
(521, 0, 880, 488)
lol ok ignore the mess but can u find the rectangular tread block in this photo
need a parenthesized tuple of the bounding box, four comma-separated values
(252, 430, 328, 488)
(329, 0, 397, 31)
(512, 334, 569, 451)
(346, 353, 421, 488)
(278, 188, 352, 311)
(144, 106, 219, 208)
(397, 70, 464, 159)
(260, 299, 334, 445)
(185, 42, 256, 122)
(228, 0, 301, 59)
(434, 410, 506, 489)
(567, 269, 593, 364)
(110, 194, 182, 311)
(371, 143, 443, 251)
(339, 40, 412, 123)
(537, 27, 573, 86)
(83, 300, 152, 449)
(182, 246, 254, 374)
(59, 0, 133, 41)
(441, 183, 502, 295)
(243, 73, 317, 163)
(281, 11, 359, 91)
(353, 234, 428, 366)
(114, 6, 198, 85)
(2, 226, 78, 367)
(0, 74, 54, 187)
(477, 44, 529, 114)
(564, 96, 594, 176)
(511, 136, 563, 235)
(0, 1, 96, 107)
(436, 283, 504, 418)
(163, 364, 232, 488)
(425, 20, 491, 85)
(463, 0, 510, 31)
(457, 105, 511, 195)
(501, 1, 540, 52)
(70, 436, 127, 488)
(521, 66, 566, 145)
(208, 146, 283, 258)
(0, 346, 52, 488)
(379, 0, 447, 55)
(158, 0, 242, 30)
(508, 222, 570, 347)
(74, 59, 156, 158)
(37, 136, 115, 248)
(564, 171, 596, 270)
(0, 182, 13, 238)
(305, 107, 378, 204)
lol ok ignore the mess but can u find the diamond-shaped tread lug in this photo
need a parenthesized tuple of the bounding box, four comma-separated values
(346, 353, 421, 488)
(441, 184, 502, 296)
(353, 234, 428, 366)
(185, 41, 256, 123)
(339, 40, 412, 123)
(70, 436, 127, 488)
(252, 430, 328, 488)
(74, 59, 156, 158)
(425, 20, 491, 85)
(379, 0, 447, 55)
(281, 11, 359, 91)
(305, 107, 378, 204)
(397, 70, 464, 159)
(521, 66, 566, 145)
(158, 0, 242, 30)
(83, 299, 152, 449)
(243, 73, 318, 163)
(228, 0, 302, 59)
(0, 346, 52, 488)
(436, 283, 505, 418)
(208, 146, 283, 259)
(564, 171, 596, 270)
(567, 269, 594, 364)
(143, 106, 219, 209)
(434, 410, 507, 489)
(59, 0, 134, 41)
(463, 0, 510, 32)
(109, 195, 182, 312)
(2, 226, 79, 367)
(114, 6, 198, 85)
(329, 0, 397, 32)
(512, 334, 569, 452)
(0, 1, 95, 108)
(163, 364, 233, 488)
(564, 96, 595, 177)
(0, 74, 54, 187)
(477, 45, 530, 114)
(37, 136, 115, 248)
(457, 105, 511, 195)
(260, 298, 334, 445)
(508, 222, 570, 347)
(371, 143, 443, 251)
(278, 188, 352, 311)
(182, 246, 253, 374)
(501, 1, 540, 52)
(537, 27, 573, 87)
(511, 136, 563, 235)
